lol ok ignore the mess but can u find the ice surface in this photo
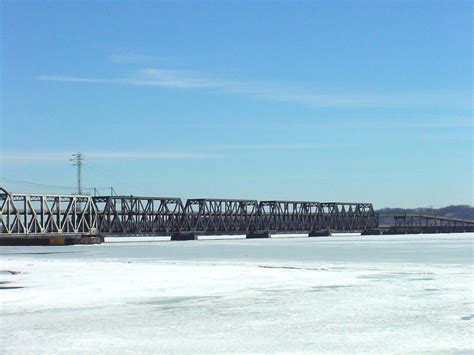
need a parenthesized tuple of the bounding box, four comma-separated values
(1, 233, 473, 353)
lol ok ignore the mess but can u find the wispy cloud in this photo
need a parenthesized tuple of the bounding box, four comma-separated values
(36, 75, 119, 84)
(199, 143, 337, 151)
(37, 68, 470, 109)
(108, 53, 175, 64)
(1, 151, 210, 162)
(87, 151, 209, 159)
(37, 69, 236, 89)
(158, 115, 473, 132)
(1, 143, 339, 163)
(109, 53, 155, 64)
(375, 117, 473, 129)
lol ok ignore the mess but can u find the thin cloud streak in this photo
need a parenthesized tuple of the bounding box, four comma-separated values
(87, 151, 209, 159)
(1, 143, 336, 163)
(109, 53, 174, 64)
(37, 68, 470, 109)
(37, 75, 120, 84)
(109, 53, 154, 64)
(199, 143, 338, 151)
(1, 151, 211, 162)
(158, 116, 473, 131)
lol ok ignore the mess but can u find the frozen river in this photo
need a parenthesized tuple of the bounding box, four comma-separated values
(1, 234, 473, 353)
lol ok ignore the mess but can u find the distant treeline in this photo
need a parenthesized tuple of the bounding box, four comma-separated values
(376, 205, 474, 225)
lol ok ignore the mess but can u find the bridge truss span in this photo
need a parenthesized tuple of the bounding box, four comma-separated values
(93, 195, 185, 234)
(319, 202, 378, 232)
(0, 188, 98, 235)
(256, 201, 378, 233)
(257, 201, 320, 233)
(182, 199, 259, 234)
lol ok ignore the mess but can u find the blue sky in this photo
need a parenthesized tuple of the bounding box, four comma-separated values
(0, 1, 472, 208)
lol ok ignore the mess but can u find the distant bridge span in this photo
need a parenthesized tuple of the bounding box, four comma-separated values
(384, 214, 474, 234)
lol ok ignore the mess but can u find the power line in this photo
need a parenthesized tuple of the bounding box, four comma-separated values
(83, 161, 117, 178)
(0, 177, 78, 190)
(2, 153, 118, 196)
(0, 177, 113, 192)
(83, 160, 139, 187)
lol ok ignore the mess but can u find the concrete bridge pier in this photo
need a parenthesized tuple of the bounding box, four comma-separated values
(246, 231, 271, 239)
(170, 233, 198, 241)
(361, 229, 382, 235)
(308, 230, 331, 237)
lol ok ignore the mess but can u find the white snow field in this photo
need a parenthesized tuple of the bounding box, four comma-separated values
(1, 234, 473, 353)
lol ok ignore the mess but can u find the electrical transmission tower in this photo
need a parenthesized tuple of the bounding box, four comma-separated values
(71, 152, 84, 195)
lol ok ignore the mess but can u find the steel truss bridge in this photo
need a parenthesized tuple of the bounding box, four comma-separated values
(2, 188, 473, 243)
(1, 188, 378, 240)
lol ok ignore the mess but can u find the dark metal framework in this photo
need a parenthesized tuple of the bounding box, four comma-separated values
(93, 195, 184, 234)
(321, 203, 378, 231)
(182, 199, 259, 234)
(256, 201, 378, 233)
(257, 201, 320, 232)
(392, 214, 474, 233)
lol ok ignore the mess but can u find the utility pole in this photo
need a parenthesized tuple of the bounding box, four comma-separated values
(71, 152, 84, 195)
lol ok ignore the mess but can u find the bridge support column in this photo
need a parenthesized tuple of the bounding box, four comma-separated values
(308, 230, 331, 237)
(361, 229, 382, 235)
(246, 231, 271, 239)
(170, 233, 198, 241)
(382, 228, 400, 235)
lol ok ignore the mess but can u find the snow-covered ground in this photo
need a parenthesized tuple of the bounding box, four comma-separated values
(1, 234, 473, 353)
